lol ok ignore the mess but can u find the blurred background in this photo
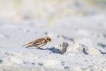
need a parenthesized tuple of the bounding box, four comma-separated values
(0, 0, 106, 70)
(0, 0, 106, 24)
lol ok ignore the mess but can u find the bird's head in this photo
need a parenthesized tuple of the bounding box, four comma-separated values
(44, 36, 52, 42)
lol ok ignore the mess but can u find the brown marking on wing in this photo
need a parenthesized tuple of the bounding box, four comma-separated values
(34, 38, 47, 47)
(33, 38, 45, 44)
(22, 40, 36, 48)
(22, 38, 46, 48)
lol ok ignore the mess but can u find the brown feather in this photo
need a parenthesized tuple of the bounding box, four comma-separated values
(23, 38, 46, 48)
(22, 37, 51, 48)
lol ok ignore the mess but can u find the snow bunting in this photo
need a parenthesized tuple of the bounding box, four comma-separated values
(22, 36, 52, 48)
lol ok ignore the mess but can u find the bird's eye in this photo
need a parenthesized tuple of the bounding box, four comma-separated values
(47, 38, 51, 41)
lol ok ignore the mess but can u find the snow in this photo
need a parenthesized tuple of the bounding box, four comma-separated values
(0, 0, 106, 71)
(0, 16, 106, 71)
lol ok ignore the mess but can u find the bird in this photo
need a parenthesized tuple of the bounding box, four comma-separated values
(22, 36, 52, 49)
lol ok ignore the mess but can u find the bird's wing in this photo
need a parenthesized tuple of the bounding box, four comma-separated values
(34, 38, 46, 45)
(22, 38, 46, 48)
(22, 40, 36, 47)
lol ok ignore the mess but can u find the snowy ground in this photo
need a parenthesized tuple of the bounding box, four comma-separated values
(0, 0, 106, 71)
(0, 14, 106, 71)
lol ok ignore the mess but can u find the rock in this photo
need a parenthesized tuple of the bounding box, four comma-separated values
(66, 42, 101, 55)
(55, 42, 69, 54)
(86, 47, 101, 55)
(78, 44, 101, 55)
(66, 42, 80, 52)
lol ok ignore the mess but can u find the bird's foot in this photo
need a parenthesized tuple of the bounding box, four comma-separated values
(38, 48, 44, 50)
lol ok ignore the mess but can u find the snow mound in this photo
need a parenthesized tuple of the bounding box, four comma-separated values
(55, 42, 69, 54)
(54, 42, 101, 55)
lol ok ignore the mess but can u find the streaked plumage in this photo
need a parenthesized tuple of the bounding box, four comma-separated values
(22, 36, 52, 48)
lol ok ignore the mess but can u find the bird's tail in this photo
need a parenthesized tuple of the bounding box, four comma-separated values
(21, 44, 27, 48)
(22, 43, 33, 48)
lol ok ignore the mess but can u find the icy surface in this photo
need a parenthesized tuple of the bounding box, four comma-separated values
(0, 16, 106, 71)
(0, 0, 106, 71)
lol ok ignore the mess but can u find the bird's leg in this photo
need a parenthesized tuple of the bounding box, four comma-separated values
(38, 47, 44, 50)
